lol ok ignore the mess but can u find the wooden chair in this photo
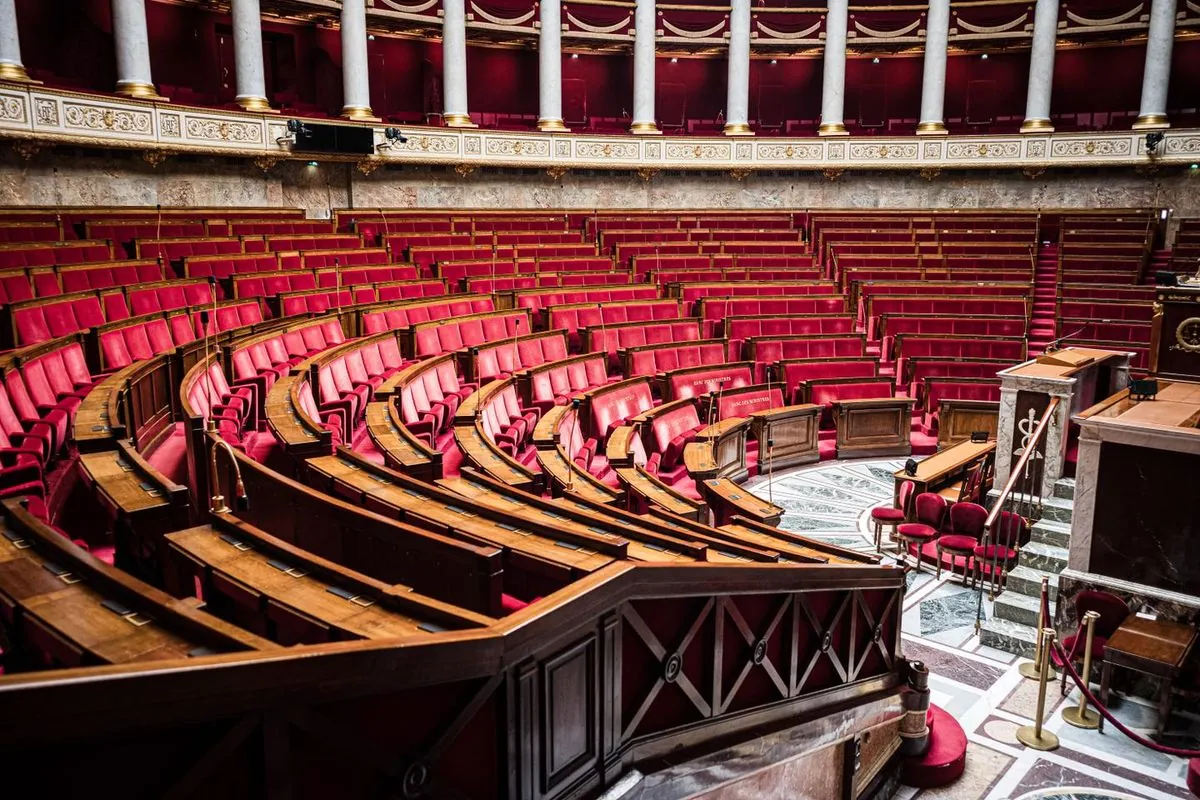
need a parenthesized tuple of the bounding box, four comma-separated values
(870, 479, 914, 553)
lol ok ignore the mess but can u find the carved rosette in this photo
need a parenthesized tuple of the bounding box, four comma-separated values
(453, 164, 477, 178)
(252, 155, 284, 173)
(636, 167, 659, 182)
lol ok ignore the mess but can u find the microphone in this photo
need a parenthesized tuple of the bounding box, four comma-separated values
(767, 436, 775, 505)
(155, 202, 162, 242)
(200, 308, 214, 431)
(595, 302, 607, 366)
(510, 316, 523, 370)
(1046, 324, 1089, 353)
(379, 207, 389, 255)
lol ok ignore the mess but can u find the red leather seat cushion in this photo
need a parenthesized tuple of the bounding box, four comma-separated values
(897, 523, 938, 541)
(937, 534, 979, 551)
(870, 507, 904, 523)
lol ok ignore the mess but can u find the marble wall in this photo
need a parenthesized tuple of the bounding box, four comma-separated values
(2, 148, 1200, 215)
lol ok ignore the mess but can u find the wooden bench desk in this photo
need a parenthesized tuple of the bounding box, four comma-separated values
(834, 397, 916, 458)
(365, 399, 440, 481)
(749, 404, 820, 470)
(702, 477, 783, 527)
(1100, 616, 1198, 736)
(531, 405, 622, 505)
(894, 439, 995, 508)
(73, 364, 136, 452)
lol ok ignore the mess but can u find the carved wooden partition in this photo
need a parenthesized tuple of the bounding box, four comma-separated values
(0, 562, 904, 799)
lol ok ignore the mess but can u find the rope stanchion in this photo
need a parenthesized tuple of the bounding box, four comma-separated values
(1016, 627, 1060, 751)
(1062, 611, 1101, 730)
(1052, 640, 1200, 758)
(1020, 576, 1057, 680)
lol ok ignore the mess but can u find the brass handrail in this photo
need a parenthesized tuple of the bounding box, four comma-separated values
(975, 395, 1060, 631)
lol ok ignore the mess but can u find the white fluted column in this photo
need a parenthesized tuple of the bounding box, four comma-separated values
(1020, 0, 1059, 133)
(538, 0, 567, 131)
(723, 0, 752, 135)
(819, 0, 849, 136)
(442, 0, 475, 127)
(340, 0, 375, 119)
(630, 0, 659, 134)
(917, 0, 950, 134)
(1134, 0, 1176, 130)
(112, 0, 163, 99)
(0, 0, 32, 83)
(231, 0, 272, 112)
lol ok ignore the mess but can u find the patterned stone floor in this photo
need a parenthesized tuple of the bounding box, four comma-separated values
(743, 459, 1197, 800)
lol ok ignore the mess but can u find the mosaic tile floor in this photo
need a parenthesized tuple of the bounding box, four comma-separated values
(743, 459, 1197, 800)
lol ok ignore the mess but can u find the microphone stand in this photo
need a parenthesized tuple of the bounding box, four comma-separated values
(563, 397, 581, 494)
(1045, 324, 1090, 354)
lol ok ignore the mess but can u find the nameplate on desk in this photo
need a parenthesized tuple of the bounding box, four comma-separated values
(1136, 611, 1159, 621)
(219, 533, 251, 551)
(267, 559, 308, 578)
(327, 585, 375, 607)
(444, 504, 475, 517)
(554, 540, 581, 551)
(418, 621, 447, 634)
(42, 561, 81, 583)
(401, 488, 427, 500)
(2, 529, 29, 549)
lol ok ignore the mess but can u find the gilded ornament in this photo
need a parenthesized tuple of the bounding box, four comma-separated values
(728, 168, 751, 182)
(141, 149, 173, 168)
(821, 168, 844, 182)
(252, 155, 283, 173)
(102, 109, 115, 129)
(357, 158, 383, 176)
(454, 164, 477, 178)
(545, 166, 569, 180)
(636, 167, 659, 182)
(918, 167, 941, 182)
(878, 145, 889, 158)
(11, 141, 40, 161)
(1022, 167, 1046, 180)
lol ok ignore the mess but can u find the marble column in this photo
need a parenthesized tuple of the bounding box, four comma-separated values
(1020, 0, 1059, 133)
(723, 0, 752, 136)
(231, 0, 272, 112)
(630, 0, 660, 134)
(442, 0, 475, 127)
(917, 0, 950, 135)
(538, 0, 567, 131)
(818, 0, 849, 136)
(0, 0, 32, 83)
(111, 0, 163, 99)
(1134, 0, 1176, 130)
(340, 0, 376, 120)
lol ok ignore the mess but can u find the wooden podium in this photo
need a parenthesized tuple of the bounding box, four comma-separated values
(1152, 285, 1200, 381)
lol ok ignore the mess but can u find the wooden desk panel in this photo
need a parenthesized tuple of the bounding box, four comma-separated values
(835, 398, 915, 459)
(365, 400, 440, 481)
(702, 478, 783, 528)
(937, 399, 1000, 447)
(750, 404, 820, 470)
(73, 365, 136, 452)
(894, 439, 995, 510)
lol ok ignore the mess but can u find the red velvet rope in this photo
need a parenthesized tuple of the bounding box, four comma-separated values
(1038, 588, 1084, 666)
(1051, 640, 1200, 758)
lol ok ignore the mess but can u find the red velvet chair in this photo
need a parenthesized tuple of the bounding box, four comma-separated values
(1052, 590, 1130, 696)
(935, 502, 987, 582)
(970, 510, 1026, 591)
(896, 493, 948, 572)
(870, 479, 914, 553)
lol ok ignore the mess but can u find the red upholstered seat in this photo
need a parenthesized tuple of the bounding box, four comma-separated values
(897, 523, 938, 540)
(900, 705, 966, 789)
(870, 507, 904, 523)
(936, 534, 979, 551)
(1187, 758, 1200, 797)
(897, 492, 947, 571)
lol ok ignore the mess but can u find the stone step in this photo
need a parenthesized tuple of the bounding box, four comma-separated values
(1031, 518, 1071, 548)
(980, 617, 1040, 659)
(1004, 564, 1060, 603)
(1053, 478, 1076, 500)
(1002, 492, 1074, 525)
(1020, 540, 1070, 574)
(994, 590, 1056, 628)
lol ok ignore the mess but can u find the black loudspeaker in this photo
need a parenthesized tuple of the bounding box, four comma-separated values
(970, 431, 989, 443)
(294, 123, 374, 155)
(904, 458, 918, 477)
(1155, 270, 1179, 287)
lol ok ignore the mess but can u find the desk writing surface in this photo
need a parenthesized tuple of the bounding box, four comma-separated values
(1115, 401, 1200, 428)
(365, 401, 432, 467)
(74, 367, 132, 447)
(1106, 616, 1198, 671)
(615, 466, 700, 516)
(693, 417, 748, 441)
(79, 451, 170, 514)
(24, 588, 197, 663)
(534, 446, 619, 505)
(453, 423, 534, 486)
(900, 440, 994, 483)
(717, 523, 848, 564)
(167, 527, 429, 639)
(265, 377, 319, 445)
(308, 457, 613, 571)
(703, 478, 783, 522)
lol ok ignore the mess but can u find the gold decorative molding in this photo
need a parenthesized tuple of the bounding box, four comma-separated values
(636, 167, 659, 182)
(253, 154, 284, 173)
(916, 121, 948, 136)
(357, 158, 384, 176)
(236, 96, 278, 114)
(722, 122, 754, 137)
(918, 167, 941, 182)
(537, 118, 569, 133)
(1020, 118, 1054, 134)
(115, 81, 166, 101)
(142, 149, 173, 168)
(444, 113, 478, 129)
(341, 104, 380, 122)
(821, 168, 845, 182)
(629, 121, 662, 136)
(11, 140, 40, 161)
(545, 165, 569, 180)
(1132, 113, 1169, 131)
(453, 163, 477, 178)
(0, 63, 36, 83)
(728, 168, 751, 181)
(818, 122, 849, 137)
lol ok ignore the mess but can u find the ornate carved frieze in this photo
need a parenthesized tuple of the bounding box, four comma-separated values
(0, 85, 1197, 174)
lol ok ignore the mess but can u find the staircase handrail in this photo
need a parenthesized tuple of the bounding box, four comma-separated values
(983, 395, 1060, 532)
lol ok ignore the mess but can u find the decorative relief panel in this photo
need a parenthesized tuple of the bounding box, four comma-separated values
(397, 134, 460, 155)
(0, 93, 28, 126)
(575, 140, 639, 161)
(63, 102, 152, 137)
(945, 140, 1021, 160)
(1050, 137, 1132, 158)
(182, 116, 263, 145)
(485, 137, 551, 157)
(160, 113, 182, 138)
(32, 98, 57, 127)
(1024, 139, 1047, 159)
(1164, 136, 1200, 156)
(922, 141, 943, 160)
(665, 142, 733, 161)
(827, 142, 847, 160)
(758, 143, 824, 161)
(464, 135, 482, 155)
(848, 142, 919, 160)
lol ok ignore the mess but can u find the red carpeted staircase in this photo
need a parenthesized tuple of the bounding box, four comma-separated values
(900, 704, 967, 789)
(1027, 243, 1059, 357)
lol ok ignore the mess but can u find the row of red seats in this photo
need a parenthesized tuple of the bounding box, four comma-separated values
(313, 337, 408, 434)
(587, 319, 701, 369)
(0, 240, 115, 268)
(668, 363, 754, 401)
(515, 286, 661, 327)
(472, 332, 569, 384)
(646, 401, 705, 479)
(726, 315, 855, 354)
(746, 335, 867, 365)
(524, 354, 610, 414)
(361, 295, 494, 336)
(0, 260, 166, 305)
(879, 316, 1028, 360)
(548, 298, 682, 350)
(698, 296, 847, 338)
(627, 340, 729, 381)
(276, 280, 445, 318)
(894, 337, 1026, 385)
(464, 272, 632, 295)
(477, 384, 541, 460)
(863, 296, 1028, 340)
(412, 311, 529, 359)
(98, 303, 263, 372)
(395, 359, 477, 446)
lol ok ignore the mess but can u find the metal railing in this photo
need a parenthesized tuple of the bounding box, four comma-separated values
(975, 396, 1060, 632)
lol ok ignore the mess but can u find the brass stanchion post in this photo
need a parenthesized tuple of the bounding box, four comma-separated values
(1016, 627, 1061, 750)
(1019, 576, 1058, 680)
(1062, 610, 1101, 729)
